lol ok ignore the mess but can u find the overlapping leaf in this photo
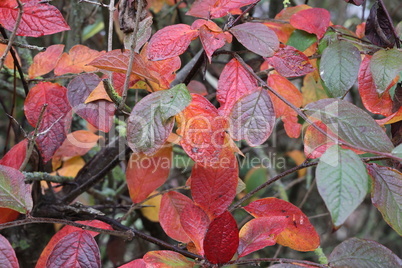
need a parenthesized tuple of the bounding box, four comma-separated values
(0, 44, 20, 69)
(0, 139, 28, 170)
(24, 82, 72, 162)
(0, 234, 19, 268)
(290, 8, 330, 39)
(0, 208, 19, 224)
(0, 0, 70, 37)
(143, 251, 194, 267)
(365, 0, 396, 48)
(53, 131, 101, 161)
(301, 72, 328, 106)
(28, 44, 64, 78)
(186, 0, 257, 19)
(127, 84, 191, 155)
(119, 259, 146, 268)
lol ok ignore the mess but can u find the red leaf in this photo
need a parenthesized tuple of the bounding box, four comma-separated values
(358, 55, 393, 116)
(0, 0, 70, 37)
(191, 156, 238, 219)
(203, 211, 239, 264)
(24, 82, 72, 162)
(143, 250, 194, 267)
(147, 24, 199, 61)
(244, 198, 320, 252)
(180, 203, 210, 255)
(0, 208, 19, 224)
(45, 231, 100, 268)
(126, 146, 172, 203)
(111, 72, 139, 96)
(67, 73, 115, 132)
(119, 259, 146, 268)
(28, 44, 64, 78)
(0, 139, 28, 169)
(230, 22, 279, 57)
(267, 74, 303, 138)
(186, 0, 258, 19)
(290, 8, 331, 39)
(238, 217, 287, 258)
(217, 58, 258, 116)
(36, 220, 111, 268)
(199, 25, 231, 63)
(159, 192, 193, 243)
(0, 234, 19, 268)
(303, 121, 335, 159)
(266, 45, 314, 77)
(53, 130, 102, 160)
(263, 22, 295, 43)
(187, 80, 208, 96)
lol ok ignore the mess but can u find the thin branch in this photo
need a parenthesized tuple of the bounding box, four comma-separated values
(107, 0, 115, 51)
(226, 0, 261, 30)
(28, 74, 82, 82)
(23, 172, 74, 183)
(227, 257, 328, 267)
(0, 38, 46, 51)
(79, 0, 109, 7)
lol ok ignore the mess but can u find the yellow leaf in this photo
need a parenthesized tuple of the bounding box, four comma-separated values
(51, 156, 85, 178)
(140, 193, 162, 222)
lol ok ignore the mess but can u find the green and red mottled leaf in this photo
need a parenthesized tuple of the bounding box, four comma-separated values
(24, 82, 72, 162)
(144, 251, 194, 267)
(290, 8, 330, 39)
(0, 234, 19, 268)
(365, 0, 396, 48)
(147, 24, 199, 61)
(228, 88, 275, 146)
(370, 48, 402, 95)
(28, 44, 64, 78)
(67, 73, 115, 133)
(238, 217, 287, 258)
(180, 203, 210, 255)
(186, 0, 257, 19)
(0, 0, 70, 37)
(316, 146, 369, 227)
(0, 165, 32, 214)
(217, 58, 258, 116)
(244, 197, 320, 251)
(266, 45, 314, 77)
(230, 22, 279, 57)
(126, 146, 172, 203)
(367, 164, 402, 235)
(203, 211, 239, 264)
(127, 84, 191, 155)
(0, 139, 28, 170)
(268, 73, 303, 138)
(159, 192, 192, 243)
(358, 55, 393, 116)
(190, 155, 238, 219)
(329, 238, 402, 267)
(118, 259, 146, 268)
(45, 231, 100, 268)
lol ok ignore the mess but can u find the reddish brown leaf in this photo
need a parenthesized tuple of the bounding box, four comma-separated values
(53, 130, 101, 160)
(180, 203, 210, 255)
(199, 25, 232, 63)
(0, 0, 70, 37)
(268, 74, 303, 138)
(54, 45, 104, 76)
(0, 234, 19, 268)
(24, 82, 72, 162)
(28, 44, 64, 78)
(365, 0, 396, 48)
(126, 146, 172, 203)
(144, 250, 194, 267)
(358, 55, 393, 116)
(290, 8, 331, 39)
(0, 139, 28, 169)
(266, 45, 314, 77)
(0, 208, 19, 224)
(217, 58, 258, 116)
(238, 217, 287, 258)
(159, 191, 192, 243)
(244, 198, 320, 252)
(147, 24, 199, 61)
(203, 211, 239, 264)
(45, 231, 100, 268)
(67, 73, 115, 132)
(186, 0, 258, 19)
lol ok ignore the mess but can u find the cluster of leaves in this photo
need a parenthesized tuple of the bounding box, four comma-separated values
(0, 0, 402, 267)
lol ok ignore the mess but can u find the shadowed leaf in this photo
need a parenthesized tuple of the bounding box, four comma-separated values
(365, 0, 396, 48)
(0, 234, 19, 268)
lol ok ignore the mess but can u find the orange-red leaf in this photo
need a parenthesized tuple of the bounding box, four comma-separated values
(358, 55, 393, 116)
(0, 43, 20, 69)
(263, 22, 295, 43)
(199, 25, 231, 63)
(53, 130, 101, 160)
(0, 208, 19, 224)
(28, 44, 64, 78)
(85, 81, 112, 103)
(203, 211, 239, 264)
(238, 217, 287, 258)
(119, 259, 146, 268)
(290, 8, 330, 39)
(24, 82, 72, 162)
(0, 234, 19, 268)
(186, 0, 258, 19)
(159, 191, 192, 243)
(217, 58, 258, 116)
(143, 250, 194, 267)
(147, 24, 199, 61)
(54, 45, 104, 76)
(0, 139, 28, 169)
(126, 146, 172, 203)
(268, 74, 303, 138)
(244, 197, 320, 252)
(275, 4, 312, 21)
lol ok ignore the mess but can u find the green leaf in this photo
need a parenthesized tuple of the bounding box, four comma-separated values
(287, 29, 317, 52)
(316, 146, 369, 227)
(329, 238, 402, 267)
(127, 84, 191, 155)
(319, 41, 361, 97)
(367, 164, 402, 235)
(0, 165, 33, 214)
(370, 48, 402, 95)
(304, 98, 394, 153)
(392, 144, 402, 159)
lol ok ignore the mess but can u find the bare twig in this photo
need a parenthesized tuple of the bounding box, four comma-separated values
(107, 0, 115, 51)
(79, 0, 108, 7)
(0, 38, 45, 51)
